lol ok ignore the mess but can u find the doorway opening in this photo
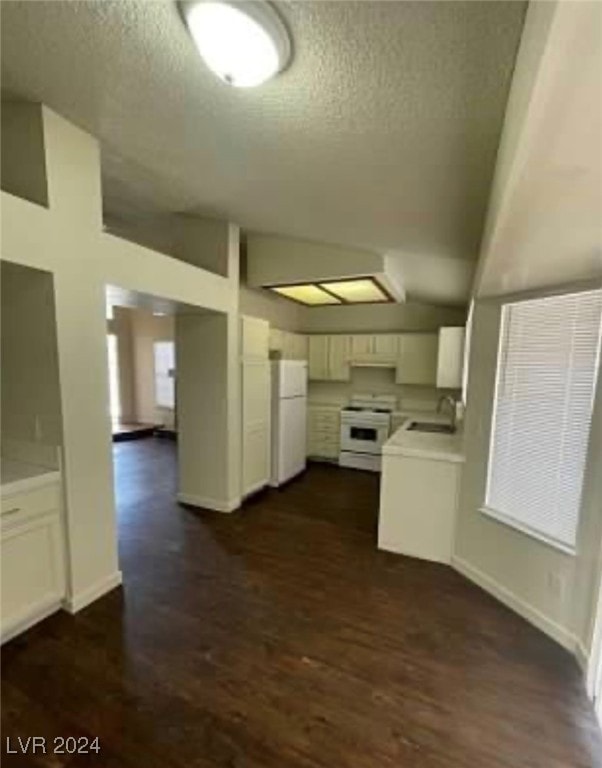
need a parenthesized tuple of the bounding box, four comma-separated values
(105, 292, 176, 442)
(104, 288, 181, 575)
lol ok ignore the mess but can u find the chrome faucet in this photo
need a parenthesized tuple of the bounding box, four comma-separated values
(437, 394, 457, 432)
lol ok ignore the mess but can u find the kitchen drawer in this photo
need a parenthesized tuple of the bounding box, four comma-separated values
(1, 483, 61, 530)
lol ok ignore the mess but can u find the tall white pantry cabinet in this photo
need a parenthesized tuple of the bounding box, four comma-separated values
(240, 316, 271, 498)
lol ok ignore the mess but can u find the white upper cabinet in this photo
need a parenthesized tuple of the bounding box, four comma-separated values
(396, 333, 438, 385)
(272, 330, 308, 361)
(308, 335, 352, 381)
(328, 335, 352, 381)
(436, 327, 465, 389)
(372, 334, 399, 360)
(351, 335, 373, 358)
(350, 334, 398, 363)
(308, 335, 329, 380)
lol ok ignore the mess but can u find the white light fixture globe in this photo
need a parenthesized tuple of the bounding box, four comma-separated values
(181, 0, 291, 87)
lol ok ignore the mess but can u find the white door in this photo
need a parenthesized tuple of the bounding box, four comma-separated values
(241, 360, 270, 497)
(276, 396, 307, 483)
(278, 360, 308, 398)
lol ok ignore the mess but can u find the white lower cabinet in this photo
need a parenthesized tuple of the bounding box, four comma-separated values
(378, 454, 461, 564)
(307, 407, 340, 460)
(1, 482, 66, 643)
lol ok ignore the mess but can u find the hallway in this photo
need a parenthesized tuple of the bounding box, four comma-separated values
(2, 439, 600, 767)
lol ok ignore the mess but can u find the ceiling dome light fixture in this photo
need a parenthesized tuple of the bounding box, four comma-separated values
(181, 0, 291, 87)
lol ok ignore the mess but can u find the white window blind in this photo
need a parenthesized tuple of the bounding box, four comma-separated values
(485, 289, 602, 553)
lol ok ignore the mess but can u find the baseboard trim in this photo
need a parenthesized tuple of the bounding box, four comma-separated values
(1, 598, 63, 644)
(243, 480, 268, 498)
(576, 640, 590, 677)
(452, 556, 578, 653)
(177, 493, 240, 513)
(65, 571, 123, 614)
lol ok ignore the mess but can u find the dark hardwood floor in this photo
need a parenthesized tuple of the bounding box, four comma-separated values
(2, 438, 601, 767)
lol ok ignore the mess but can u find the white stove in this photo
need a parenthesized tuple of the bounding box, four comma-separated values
(339, 394, 396, 472)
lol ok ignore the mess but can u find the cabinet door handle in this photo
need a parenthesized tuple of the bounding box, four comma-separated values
(2, 507, 21, 516)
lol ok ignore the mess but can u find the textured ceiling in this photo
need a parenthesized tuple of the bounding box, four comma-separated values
(1, 0, 525, 262)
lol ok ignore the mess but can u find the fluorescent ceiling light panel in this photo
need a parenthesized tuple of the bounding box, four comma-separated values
(272, 285, 341, 305)
(182, 1, 291, 87)
(320, 279, 389, 303)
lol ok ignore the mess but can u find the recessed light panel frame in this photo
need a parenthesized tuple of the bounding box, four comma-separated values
(269, 277, 393, 306)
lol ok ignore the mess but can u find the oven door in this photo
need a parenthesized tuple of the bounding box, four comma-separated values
(340, 421, 388, 455)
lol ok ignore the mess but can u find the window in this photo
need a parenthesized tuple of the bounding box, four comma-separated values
(154, 341, 176, 409)
(484, 289, 602, 553)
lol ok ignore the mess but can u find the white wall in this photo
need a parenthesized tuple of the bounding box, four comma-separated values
(309, 366, 447, 413)
(303, 301, 466, 334)
(107, 307, 136, 423)
(108, 306, 177, 427)
(239, 285, 305, 333)
(457, 0, 602, 659)
(246, 233, 383, 286)
(474, 1, 602, 298)
(455, 294, 602, 654)
(1, 262, 63, 447)
(104, 213, 232, 277)
(1, 103, 242, 612)
(0, 100, 48, 207)
(130, 309, 175, 427)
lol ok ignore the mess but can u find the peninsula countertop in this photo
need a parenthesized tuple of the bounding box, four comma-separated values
(1, 458, 61, 498)
(382, 416, 465, 463)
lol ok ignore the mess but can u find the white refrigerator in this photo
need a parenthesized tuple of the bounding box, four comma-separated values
(270, 360, 307, 487)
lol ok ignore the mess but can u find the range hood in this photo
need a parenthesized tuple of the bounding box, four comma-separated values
(245, 234, 405, 304)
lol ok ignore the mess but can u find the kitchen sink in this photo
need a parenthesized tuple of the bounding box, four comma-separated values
(407, 421, 456, 434)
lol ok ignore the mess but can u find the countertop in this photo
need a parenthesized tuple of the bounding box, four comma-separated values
(1, 459, 61, 498)
(382, 416, 465, 464)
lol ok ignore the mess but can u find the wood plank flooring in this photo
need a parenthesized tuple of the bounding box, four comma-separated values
(2, 438, 601, 767)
